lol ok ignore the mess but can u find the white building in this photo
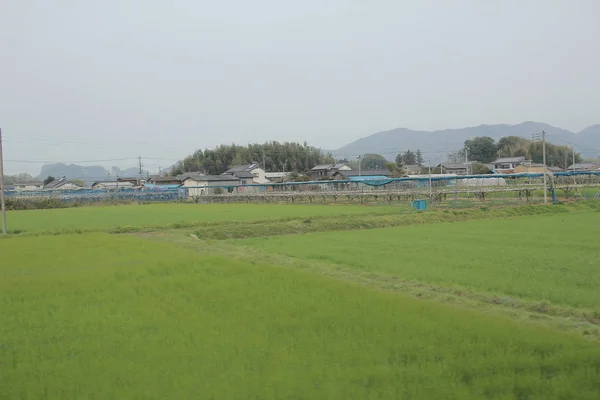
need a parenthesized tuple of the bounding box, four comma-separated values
(44, 177, 85, 190)
(90, 181, 135, 190)
(14, 181, 44, 191)
(493, 157, 531, 171)
(180, 173, 241, 196)
(265, 172, 293, 182)
(222, 162, 268, 184)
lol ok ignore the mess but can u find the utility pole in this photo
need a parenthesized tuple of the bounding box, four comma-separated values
(572, 147, 576, 187)
(138, 155, 143, 186)
(428, 161, 433, 205)
(465, 146, 469, 175)
(533, 131, 548, 203)
(262, 150, 266, 171)
(542, 131, 547, 204)
(357, 155, 362, 176)
(0, 128, 7, 234)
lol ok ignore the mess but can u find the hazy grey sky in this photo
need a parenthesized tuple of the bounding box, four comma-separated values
(2, 0, 599, 174)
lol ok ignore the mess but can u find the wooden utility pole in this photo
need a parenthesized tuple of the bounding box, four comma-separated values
(0, 128, 7, 234)
(542, 131, 547, 204)
(572, 147, 577, 188)
(533, 131, 548, 203)
(428, 162, 433, 205)
(357, 155, 362, 176)
(138, 155, 143, 186)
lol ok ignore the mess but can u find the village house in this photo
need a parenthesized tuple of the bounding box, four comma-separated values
(438, 163, 470, 175)
(179, 173, 241, 196)
(511, 163, 563, 174)
(44, 177, 84, 191)
(492, 157, 532, 173)
(310, 163, 351, 180)
(332, 169, 392, 180)
(515, 162, 545, 173)
(264, 172, 293, 183)
(566, 163, 600, 172)
(402, 165, 423, 175)
(14, 181, 44, 191)
(117, 177, 143, 186)
(91, 180, 135, 190)
(223, 170, 254, 185)
(222, 162, 268, 184)
(147, 176, 182, 186)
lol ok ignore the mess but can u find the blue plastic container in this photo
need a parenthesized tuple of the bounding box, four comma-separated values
(411, 199, 427, 211)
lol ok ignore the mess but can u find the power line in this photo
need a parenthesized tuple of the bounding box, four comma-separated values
(4, 157, 138, 164)
(544, 133, 600, 154)
(1, 133, 177, 148)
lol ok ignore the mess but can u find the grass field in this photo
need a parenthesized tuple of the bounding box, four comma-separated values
(240, 212, 600, 311)
(6, 202, 402, 234)
(2, 202, 600, 398)
(2, 234, 600, 399)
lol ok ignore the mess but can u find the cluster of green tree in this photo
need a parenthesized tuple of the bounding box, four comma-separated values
(3, 173, 34, 184)
(394, 150, 424, 167)
(171, 142, 335, 175)
(346, 154, 404, 177)
(360, 154, 387, 170)
(453, 136, 582, 168)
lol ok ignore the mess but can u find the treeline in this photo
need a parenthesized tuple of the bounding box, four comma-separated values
(170, 135, 585, 177)
(3, 173, 34, 184)
(171, 142, 335, 175)
(338, 150, 425, 171)
(454, 136, 582, 168)
(341, 136, 584, 177)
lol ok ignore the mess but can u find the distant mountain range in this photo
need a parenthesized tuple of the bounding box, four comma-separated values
(333, 122, 600, 161)
(23, 122, 599, 182)
(36, 164, 149, 185)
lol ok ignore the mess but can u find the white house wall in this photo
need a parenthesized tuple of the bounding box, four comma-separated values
(54, 183, 83, 191)
(16, 185, 43, 192)
(250, 168, 268, 184)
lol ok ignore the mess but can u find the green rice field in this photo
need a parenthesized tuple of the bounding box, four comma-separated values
(6, 203, 402, 234)
(1, 202, 600, 399)
(240, 212, 600, 310)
